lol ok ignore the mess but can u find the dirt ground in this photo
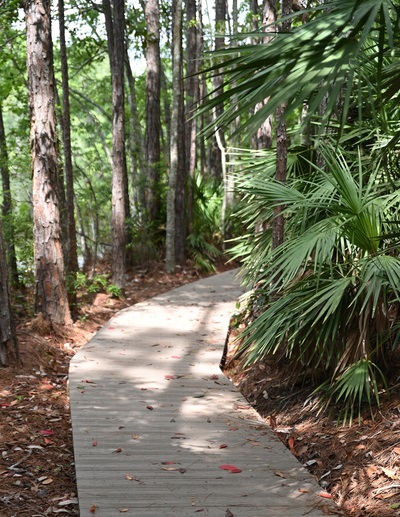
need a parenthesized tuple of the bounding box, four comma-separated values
(1, 261, 400, 516)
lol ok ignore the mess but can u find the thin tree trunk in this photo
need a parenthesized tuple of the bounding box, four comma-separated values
(209, 0, 226, 180)
(272, 0, 292, 251)
(125, 50, 145, 216)
(25, 0, 72, 326)
(0, 102, 19, 288)
(166, 0, 184, 273)
(0, 218, 19, 367)
(59, 0, 78, 313)
(145, 0, 161, 222)
(185, 0, 199, 235)
(255, 0, 276, 150)
(103, 0, 127, 289)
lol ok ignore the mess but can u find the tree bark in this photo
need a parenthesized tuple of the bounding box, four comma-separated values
(185, 0, 199, 234)
(59, 0, 78, 312)
(209, 0, 226, 180)
(103, 0, 127, 289)
(0, 102, 19, 288)
(25, 0, 72, 326)
(166, 0, 184, 273)
(145, 0, 161, 222)
(0, 217, 19, 367)
(255, 0, 276, 150)
(272, 0, 292, 252)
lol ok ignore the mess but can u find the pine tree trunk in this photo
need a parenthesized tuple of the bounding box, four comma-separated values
(103, 0, 127, 289)
(272, 0, 292, 252)
(166, 0, 184, 273)
(25, 0, 72, 326)
(145, 0, 161, 222)
(185, 0, 199, 234)
(59, 0, 78, 312)
(0, 218, 19, 367)
(0, 102, 20, 288)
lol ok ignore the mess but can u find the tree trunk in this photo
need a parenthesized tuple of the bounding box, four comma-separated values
(0, 218, 19, 367)
(125, 51, 145, 217)
(25, 0, 72, 326)
(0, 102, 19, 288)
(59, 0, 78, 312)
(103, 0, 127, 289)
(145, 0, 161, 223)
(166, 0, 184, 273)
(185, 0, 199, 234)
(209, 0, 226, 180)
(272, 0, 292, 251)
(255, 0, 276, 150)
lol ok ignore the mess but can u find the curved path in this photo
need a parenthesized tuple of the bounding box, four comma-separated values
(69, 270, 334, 516)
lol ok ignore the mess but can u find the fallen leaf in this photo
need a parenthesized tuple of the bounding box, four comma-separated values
(132, 435, 140, 440)
(161, 467, 179, 471)
(171, 355, 181, 359)
(146, 405, 154, 410)
(319, 491, 332, 499)
(219, 444, 228, 449)
(165, 375, 175, 380)
(113, 448, 123, 453)
(125, 474, 133, 480)
(219, 464, 242, 473)
(273, 469, 287, 479)
(118, 509, 129, 513)
(298, 489, 310, 493)
(194, 509, 205, 513)
(40, 430, 54, 436)
(90, 504, 97, 513)
(393, 447, 400, 455)
(381, 467, 398, 480)
(192, 394, 205, 398)
(42, 478, 53, 485)
(225, 510, 234, 517)
(179, 468, 187, 474)
(161, 461, 176, 465)
(92, 441, 97, 447)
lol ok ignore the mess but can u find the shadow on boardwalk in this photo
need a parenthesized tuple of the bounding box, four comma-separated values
(69, 270, 334, 517)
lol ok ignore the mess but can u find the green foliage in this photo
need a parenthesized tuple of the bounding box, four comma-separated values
(187, 173, 224, 272)
(233, 142, 400, 422)
(74, 272, 122, 299)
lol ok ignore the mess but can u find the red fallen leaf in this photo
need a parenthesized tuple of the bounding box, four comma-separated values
(140, 388, 147, 391)
(83, 380, 95, 383)
(90, 504, 97, 513)
(171, 356, 181, 359)
(108, 327, 115, 330)
(92, 441, 97, 447)
(44, 438, 53, 445)
(319, 491, 332, 499)
(219, 464, 242, 473)
(0, 403, 11, 407)
(219, 444, 228, 449)
(288, 437, 295, 449)
(161, 461, 176, 465)
(147, 405, 154, 410)
(40, 430, 54, 436)
(113, 448, 123, 453)
(165, 375, 175, 380)
(235, 404, 250, 410)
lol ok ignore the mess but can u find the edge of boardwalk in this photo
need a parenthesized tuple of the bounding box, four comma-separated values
(69, 270, 336, 517)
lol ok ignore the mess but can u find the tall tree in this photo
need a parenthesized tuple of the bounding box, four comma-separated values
(145, 0, 161, 223)
(58, 0, 78, 310)
(208, 0, 226, 180)
(0, 102, 19, 287)
(0, 217, 19, 367)
(185, 0, 199, 234)
(103, 0, 127, 289)
(166, 0, 184, 273)
(25, 0, 71, 326)
(272, 0, 292, 251)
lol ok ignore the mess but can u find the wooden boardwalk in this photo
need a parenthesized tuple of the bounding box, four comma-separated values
(69, 270, 334, 516)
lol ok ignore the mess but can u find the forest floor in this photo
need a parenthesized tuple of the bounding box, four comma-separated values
(1, 261, 400, 517)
